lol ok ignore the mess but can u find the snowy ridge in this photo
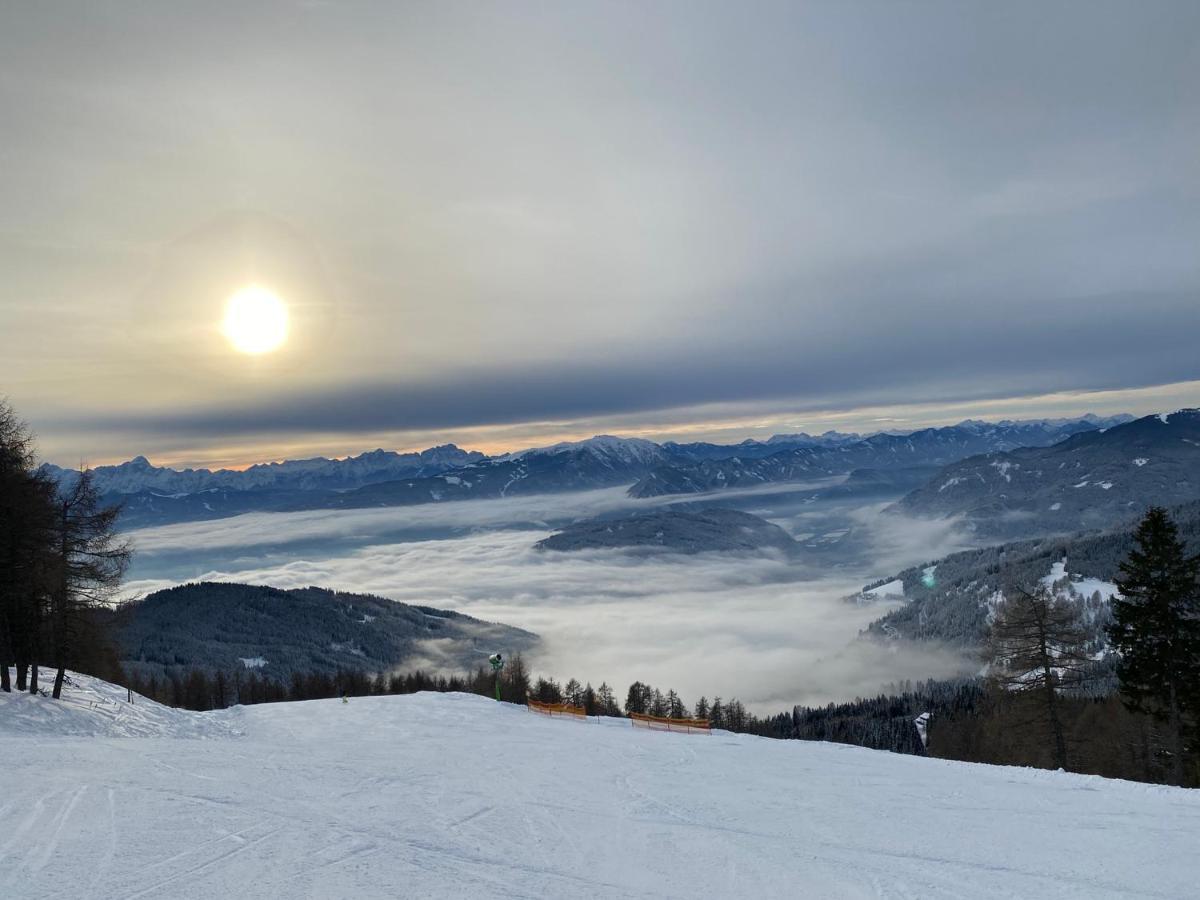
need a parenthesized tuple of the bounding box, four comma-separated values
(0, 669, 239, 739)
(894, 409, 1200, 538)
(1, 683, 1197, 898)
(500, 434, 669, 467)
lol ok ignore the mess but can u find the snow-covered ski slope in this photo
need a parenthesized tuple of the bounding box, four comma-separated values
(2, 674, 1198, 899)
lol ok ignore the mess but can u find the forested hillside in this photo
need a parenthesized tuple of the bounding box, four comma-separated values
(863, 498, 1200, 647)
(110, 582, 538, 680)
(535, 507, 799, 554)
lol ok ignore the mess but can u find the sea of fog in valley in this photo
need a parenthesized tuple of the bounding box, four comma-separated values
(121, 482, 978, 712)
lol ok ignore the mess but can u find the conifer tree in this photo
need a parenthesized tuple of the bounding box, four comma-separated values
(596, 682, 619, 716)
(1108, 507, 1200, 785)
(564, 677, 583, 707)
(501, 652, 531, 703)
(666, 689, 685, 718)
(47, 470, 130, 699)
(625, 681, 647, 715)
(986, 585, 1092, 770)
(709, 697, 725, 729)
(581, 682, 597, 715)
(650, 688, 667, 717)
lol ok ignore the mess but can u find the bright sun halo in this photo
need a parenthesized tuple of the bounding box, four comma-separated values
(222, 285, 289, 354)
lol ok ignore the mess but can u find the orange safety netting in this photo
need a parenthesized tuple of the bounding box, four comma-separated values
(629, 712, 712, 734)
(527, 699, 588, 719)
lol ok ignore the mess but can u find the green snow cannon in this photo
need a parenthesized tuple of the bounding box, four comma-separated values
(489, 653, 504, 701)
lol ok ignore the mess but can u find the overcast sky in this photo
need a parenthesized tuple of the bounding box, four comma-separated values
(2, 2, 1198, 467)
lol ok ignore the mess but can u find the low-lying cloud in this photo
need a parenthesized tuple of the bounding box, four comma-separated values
(123, 488, 976, 714)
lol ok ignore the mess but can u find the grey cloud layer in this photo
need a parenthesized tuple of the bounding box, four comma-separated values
(79, 288, 1200, 437)
(2, 3, 1198, 455)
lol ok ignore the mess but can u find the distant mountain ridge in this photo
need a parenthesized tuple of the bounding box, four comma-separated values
(323, 435, 678, 510)
(892, 410, 1200, 538)
(44, 415, 1134, 529)
(627, 416, 1132, 499)
(661, 431, 864, 461)
(41, 444, 485, 495)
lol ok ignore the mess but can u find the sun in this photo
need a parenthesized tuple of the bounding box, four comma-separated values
(222, 285, 289, 354)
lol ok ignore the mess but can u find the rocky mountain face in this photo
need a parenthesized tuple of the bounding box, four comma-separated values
(627, 417, 1130, 499)
(892, 410, 1200, 538)
(535, 507, 798, 554)
(110, 582, 538, 680)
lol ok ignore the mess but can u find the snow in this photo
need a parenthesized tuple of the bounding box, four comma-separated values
(989, 460, 1013, 482)
(4, 675, 1198, 899)
(1098, 481, 1114, 490)
(865, 578, 905, 598)
(1039, 562, 1120, 603)
(1071, 577, 1121, 602)
(505, 434, 665, 466)
(1158, 413, 1170, 424)
(1042, 560, 1069, 587)
(1133, 458, 1149, 467)
(1050, 502, 1062, 510)
(238, 657, 268, 669)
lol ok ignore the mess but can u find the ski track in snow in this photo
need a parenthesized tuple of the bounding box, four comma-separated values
(2, 672, 1199, 899)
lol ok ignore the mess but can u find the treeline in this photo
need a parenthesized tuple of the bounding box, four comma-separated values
(931, 689, 1195, 784)
(124, 663, 496, 710)
(788, 680, 984, 754)
(122, 653, 593, 713)
(119, 655, 770, 734)
(1, 401, 129, 698)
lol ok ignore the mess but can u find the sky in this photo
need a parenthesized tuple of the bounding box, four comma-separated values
(2, 2, 1198, 468)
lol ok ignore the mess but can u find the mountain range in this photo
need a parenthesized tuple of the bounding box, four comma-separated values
(44, 414, 1134, 529)
(626, 416, 1132, 498)
(42, 444, 485, 495)
(892, 410, 1200, 538)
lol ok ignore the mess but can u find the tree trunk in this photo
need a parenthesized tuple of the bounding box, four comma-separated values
(1038, 624, 1068, 771)
(29, 661, 39, 695)
(1043, 666, 1068, 770)
(50, 590, 68, 701)
(15, 660, 27, 692)
(1168, 682, 1184, 787)
(0, 616, 11, 692)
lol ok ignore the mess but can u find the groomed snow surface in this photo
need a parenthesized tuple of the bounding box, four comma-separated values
(3, 673, 1199, 899)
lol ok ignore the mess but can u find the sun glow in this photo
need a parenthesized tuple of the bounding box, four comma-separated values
(222, 285, 289, 354)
